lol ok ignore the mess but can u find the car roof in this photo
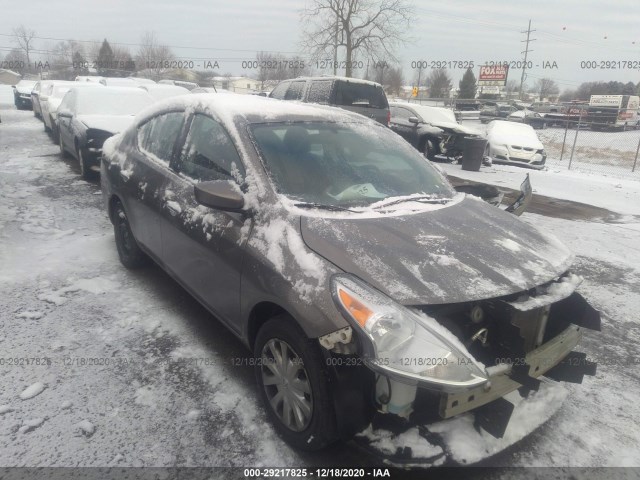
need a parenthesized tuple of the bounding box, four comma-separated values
(279, 76, 383, 88)
(135, 93, 375, 126)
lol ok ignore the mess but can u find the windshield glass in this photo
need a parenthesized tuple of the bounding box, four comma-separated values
(251, 122, 455, 208)
(76, 89, 152, 115)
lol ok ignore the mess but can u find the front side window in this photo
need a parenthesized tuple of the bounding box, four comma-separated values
(270, 82, 289, 99)
(138, 112, 185, 165)
(391, 106, 413, 120)
(178, 114, 245, 182)
(284, 81, 305, 100)
(251, 122, 454, 207)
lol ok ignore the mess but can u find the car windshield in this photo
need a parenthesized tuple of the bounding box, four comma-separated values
(251, 122, 455, 208)
(76, 89, 152, 115)
(51, 86, 71, 98)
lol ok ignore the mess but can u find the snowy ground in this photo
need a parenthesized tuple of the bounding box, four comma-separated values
(1, 104, 640, 472)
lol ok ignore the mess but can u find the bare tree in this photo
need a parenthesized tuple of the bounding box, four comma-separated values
(426, 69, 452, 98)
(4, 48, 27, 74)
(13, 25, 36, 70)
(386, 65, 404, 96)
(135, 32, 175, 80)
(534, 77, 559, 101)
(301, 0, 413, 77)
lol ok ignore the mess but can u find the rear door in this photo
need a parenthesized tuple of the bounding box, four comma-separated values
(159, 112, 249, 332)
(122, 110, 187, 258)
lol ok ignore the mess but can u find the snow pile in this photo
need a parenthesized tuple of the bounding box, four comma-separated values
(19, 382, 46, 400)
(508, 273, 583, 311)
(19, 418, 46, 434)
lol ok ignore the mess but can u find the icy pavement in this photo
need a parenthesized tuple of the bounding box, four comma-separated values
(1, 108, 640, 470)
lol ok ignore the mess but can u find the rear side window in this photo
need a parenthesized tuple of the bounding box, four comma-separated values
(307, 80, 333, 104)
(178, 114, 245, 182)
(138, 112, 185, 165)
(334, 81, 388, 109)
(284, 81, 306, 100)
(270, 82, 289, 99)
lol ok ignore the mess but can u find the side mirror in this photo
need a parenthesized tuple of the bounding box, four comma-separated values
(57, 110, 72, 119)
(194, 180, 245, 212)
(408, 116, 420, 124)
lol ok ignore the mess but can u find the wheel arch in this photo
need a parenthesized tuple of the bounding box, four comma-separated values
(247, 301, 298, 349)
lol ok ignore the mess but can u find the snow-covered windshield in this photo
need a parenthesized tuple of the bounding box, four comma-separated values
(251, 122, 455, 207)
(75, 89, 153, 116)
(51, 86, 72, 99)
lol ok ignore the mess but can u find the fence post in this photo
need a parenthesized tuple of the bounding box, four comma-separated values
(568, 111, 582, 170)
(559, 120, 569, 162)
(633, 134, 640, 173)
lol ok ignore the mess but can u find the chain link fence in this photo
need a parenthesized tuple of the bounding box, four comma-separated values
(400, 98, 640, 179)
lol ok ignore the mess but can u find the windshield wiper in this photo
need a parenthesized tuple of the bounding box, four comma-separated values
(373, 196, 449, 209)
(293, 202, 360, 213)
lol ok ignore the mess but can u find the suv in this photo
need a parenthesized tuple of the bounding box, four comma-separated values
(269, 76, 390, 126)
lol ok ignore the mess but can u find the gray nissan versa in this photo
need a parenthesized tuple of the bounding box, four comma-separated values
(100, 94, 599, 453)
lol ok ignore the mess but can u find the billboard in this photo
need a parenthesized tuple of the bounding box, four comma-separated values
(478, 65, 509, 86)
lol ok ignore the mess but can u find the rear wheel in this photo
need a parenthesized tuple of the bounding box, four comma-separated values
(78, 147, 96, 180)
(254, 316, 338, 451)
(113, 201, 148, 269)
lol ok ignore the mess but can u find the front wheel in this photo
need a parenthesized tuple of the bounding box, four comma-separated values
(78, 147, 96, 180)
(254, 316, 338, 451)
(113, 201, 148, 269)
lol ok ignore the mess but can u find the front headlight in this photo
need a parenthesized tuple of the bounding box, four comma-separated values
(331, 275, 488, 390)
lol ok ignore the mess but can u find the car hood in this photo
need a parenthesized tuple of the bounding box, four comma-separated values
(488, 132, 543, 150)
(76, 114, 136, 134)
(429, 120, 480, 136)
(300, 197, 572, 305)
(16, 87, 33, 95)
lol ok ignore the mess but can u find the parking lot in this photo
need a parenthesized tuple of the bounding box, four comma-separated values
(1, 102, 640, 472)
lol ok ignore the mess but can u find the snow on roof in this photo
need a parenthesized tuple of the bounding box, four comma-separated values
(135, 93, 372, 126)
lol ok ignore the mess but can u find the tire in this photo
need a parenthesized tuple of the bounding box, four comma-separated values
(421, 138, 435, 161)
(112, 201, 148, 269)
(78, 147, 96, 180)
(254, 316, 338, 451)
(59, 132, 69, 158)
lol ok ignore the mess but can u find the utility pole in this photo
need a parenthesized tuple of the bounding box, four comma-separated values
(519, 19, 536, 100)
(333, 13, 339, 75)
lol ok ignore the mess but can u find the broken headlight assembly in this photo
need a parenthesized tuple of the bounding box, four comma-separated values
(331, 275, 488, 391)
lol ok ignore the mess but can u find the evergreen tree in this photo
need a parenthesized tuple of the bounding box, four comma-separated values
(458, 67, 477, 99)
(96, 39, 114, 76)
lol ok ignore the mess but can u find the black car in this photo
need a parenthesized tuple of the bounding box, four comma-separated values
(57, 86, 154, 179)
(507, 110, 547, 129)
(270, 76, 390, 126)
(12, 80, 37, 110)
(479, 104, 518, 123)
(389, 102, 482, 160)
(100, 94, 599, 458)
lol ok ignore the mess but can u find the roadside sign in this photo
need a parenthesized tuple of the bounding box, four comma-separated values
(478, 65, 509, 86)
(412, 86, 418, 97)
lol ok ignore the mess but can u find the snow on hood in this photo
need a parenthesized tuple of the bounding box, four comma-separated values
(300, 196, 573, 305)
(430, 120, 480, 136)
(487, 121, 544, 149)
(76, 114, 136, 134)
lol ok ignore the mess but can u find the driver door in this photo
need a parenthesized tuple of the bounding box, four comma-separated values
(160, 113, 249, 332)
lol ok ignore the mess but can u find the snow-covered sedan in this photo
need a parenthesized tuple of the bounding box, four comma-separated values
(485, 120, 547, 169)
(100, 95, 599, 460)
(389, 102, 482, 161)
(57, 86, 154, 179)
(137, 84, 190, 101)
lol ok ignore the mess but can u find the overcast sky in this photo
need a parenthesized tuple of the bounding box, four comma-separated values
(1, 0, 639, 91)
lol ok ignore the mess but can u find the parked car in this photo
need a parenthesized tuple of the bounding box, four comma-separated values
(58, 86, 154, 179)
(269, 76, 390, 126)
(485, 120, 547, 169)
(99, 77, 138, 87)
(191, 87, 218, 93)
(12, 79, 38, 110)
(42, 81, 98, 142)
(479, 104, 518, 123)
(507, 109, 547, 129)
(31, 80, 55, 119)
(75, 76, 105, 83)
(529, 102, 562, 114)
(137, 84, 190, 101)
(101, 94, 598, 454)
(127, 77, 156, 85)
(158, 79, 199, 90)
(389, 102, 482, 160)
